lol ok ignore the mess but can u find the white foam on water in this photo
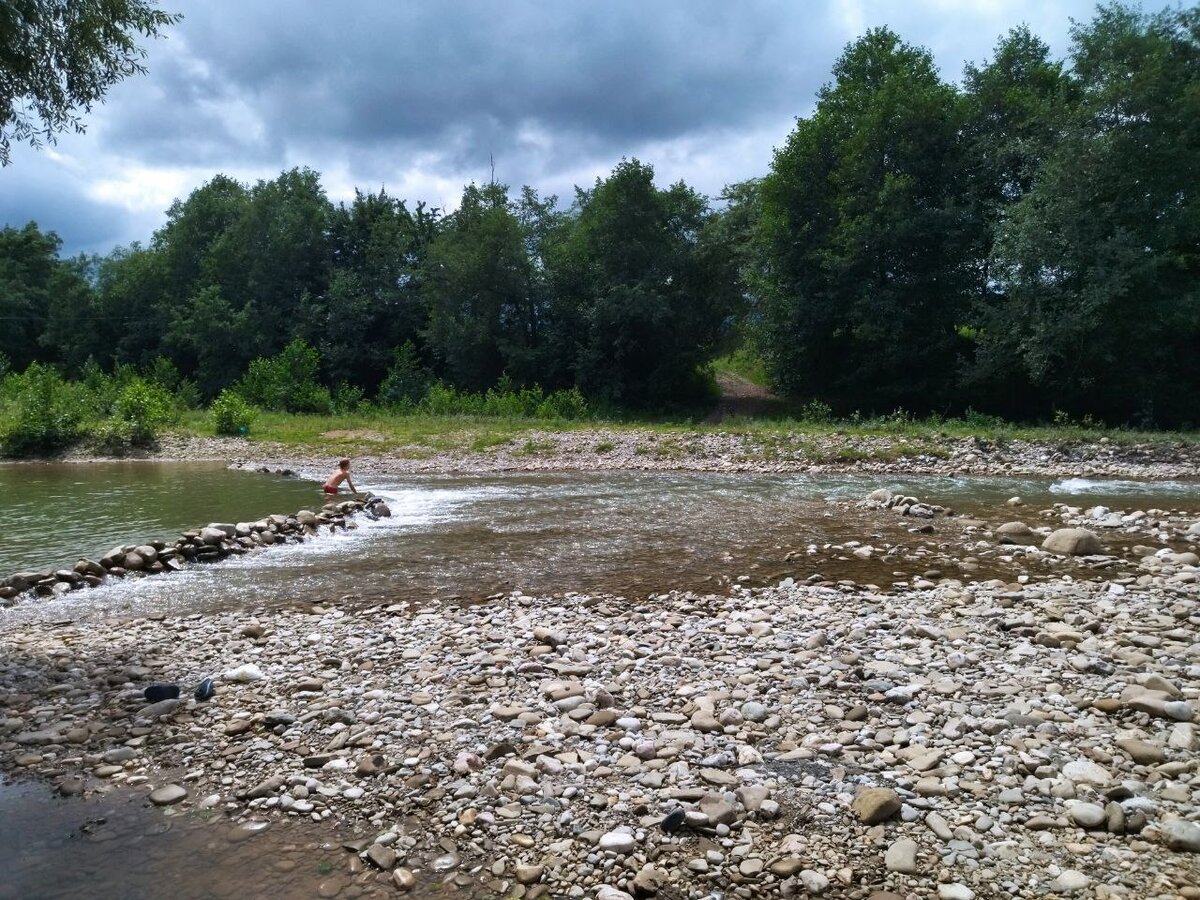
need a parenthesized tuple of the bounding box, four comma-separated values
(1050, 477, 1199, 496)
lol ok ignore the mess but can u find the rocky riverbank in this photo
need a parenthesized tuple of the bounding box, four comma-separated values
(45, 428, 1200, 480)
(2, 551, 1199, 898)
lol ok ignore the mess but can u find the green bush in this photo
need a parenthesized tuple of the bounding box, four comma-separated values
(378, 341, 432, 408)
(537, 387, 589, 419)
(104, 377, 178, 448)
(237, 339, 332, 414)
(211, 389, 257, 436)
(0, 363, 88, 456)
(798, 399, 834, 424)
(332, 381, 366, 414)
(414, 381, 589, 420)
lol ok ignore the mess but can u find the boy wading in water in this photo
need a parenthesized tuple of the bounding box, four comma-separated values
(324, 458, 357, 495)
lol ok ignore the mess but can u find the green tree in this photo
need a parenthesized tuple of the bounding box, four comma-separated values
(758, 28, 970, 413)
(86, 244, 171, 370)
(0, 0, 181, 164)
(306, 189, 438, 392)
(204, 168, 333, 359)
(982, 3, 1200, 424)
(0, 222, 93, 370)
(422, 182, 534, 391)
(548, 159, 736, 407)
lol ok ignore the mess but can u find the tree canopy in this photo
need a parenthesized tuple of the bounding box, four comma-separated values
(2, 2, 1197, 425)
(0, 0, 181, 164)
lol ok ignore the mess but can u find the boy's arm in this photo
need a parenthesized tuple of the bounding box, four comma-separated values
(347, 477, 357, 493)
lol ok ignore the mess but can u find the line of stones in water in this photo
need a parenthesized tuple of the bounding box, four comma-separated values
(0, 494, 393, 607)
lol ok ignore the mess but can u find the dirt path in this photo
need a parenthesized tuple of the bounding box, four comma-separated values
(704, 371, 783, 423)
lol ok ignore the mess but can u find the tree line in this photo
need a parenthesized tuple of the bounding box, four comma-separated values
(2, 3, 1197, 426)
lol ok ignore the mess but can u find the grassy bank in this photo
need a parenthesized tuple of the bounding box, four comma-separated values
(165, 407, 1200, 466)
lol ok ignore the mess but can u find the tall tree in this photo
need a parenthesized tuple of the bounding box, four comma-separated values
(757, 28, 970, 413)
(0, 222, 92, 370)
(422, 182, 533, 391)
(551, 159, 736, 406)
(0, 0, 180, 164)
(982, 3, 1200, 424)
(305, 189, 438, 392)
(958, 27, 1075, 408)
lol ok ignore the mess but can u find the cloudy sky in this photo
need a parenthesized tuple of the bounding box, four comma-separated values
(3, 0, 1098, 256)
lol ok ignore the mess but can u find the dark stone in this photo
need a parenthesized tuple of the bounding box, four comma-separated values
(661, 808, 687, 834)
(143, 684, 180, 703)
(194, 678, 216, 702)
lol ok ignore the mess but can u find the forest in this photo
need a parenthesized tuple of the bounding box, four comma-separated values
(1, 3, 1197, 453)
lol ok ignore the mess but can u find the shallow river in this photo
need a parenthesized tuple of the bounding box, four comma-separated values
(1, 462, 1198, 898)
(4, 465, 1200, 625)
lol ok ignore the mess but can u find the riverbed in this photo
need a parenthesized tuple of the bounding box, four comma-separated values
(1, 460, 1199, 899)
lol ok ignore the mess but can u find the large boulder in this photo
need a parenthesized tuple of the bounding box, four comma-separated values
(1042, 528, 1103, 556)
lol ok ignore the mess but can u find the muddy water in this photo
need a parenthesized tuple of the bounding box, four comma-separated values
(0, 462, 319, 574)
(0, 778, 453, 900)
(6, 469, 1199, 625)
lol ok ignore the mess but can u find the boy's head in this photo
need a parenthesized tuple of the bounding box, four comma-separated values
(338, 458, 351, 470)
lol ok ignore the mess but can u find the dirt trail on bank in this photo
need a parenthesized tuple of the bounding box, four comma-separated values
(704, 372, 783, 424)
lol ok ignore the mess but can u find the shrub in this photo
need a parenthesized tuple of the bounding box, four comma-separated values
(106, 378, 178, 447)
(377, 342, 432, 408)
(798, 399, 834, 424)
(537, 387, 589, 420)
(237, 339, 332, 414)
(211, 389, 257, 436)
(332, 381, 366, 414)
(0, 363, 88, 456)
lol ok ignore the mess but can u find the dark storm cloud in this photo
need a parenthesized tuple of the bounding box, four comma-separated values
(0, 149, 149, 255)
(101, 0, 840, 170)
(1, 0, 1100, 255)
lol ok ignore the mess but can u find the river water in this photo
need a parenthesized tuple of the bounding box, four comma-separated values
(1, 462, 1198, 898)
(4, 465, 1199, 625)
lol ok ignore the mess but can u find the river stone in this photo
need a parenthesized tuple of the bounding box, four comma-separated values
(199, 526, 228, 545)
(996, 522, 1033, 536)
(597, 889, 635, 900)
(1116, 737, 1165, 765)
(391, 868, 415, 891)
(1052, 871, 1090, 894)
(937, 886, 975, 900)
(366, 844, 397, 870)
(598, 830, 636, 854)
(632, 864, 669, 894)
(1062, 758, 1111, 785)
(1160, 819, 1200, 852)
(73, 558, 106, 577)
(1069, 802, 1106, 829)
(798, 871, 829, 894)
(885, 838, 919, 873)
(149, 784, 187, 805)
(515, 864, 544, 885)
(851, 788, 901, 824)
(1042, 528, 1102, 555)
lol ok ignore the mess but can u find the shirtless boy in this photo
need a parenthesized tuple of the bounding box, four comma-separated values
(323, 458, 357, 495)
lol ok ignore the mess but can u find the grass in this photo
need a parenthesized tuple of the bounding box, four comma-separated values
(157, 406, 1200, 467)
(711, 347, 771, 387)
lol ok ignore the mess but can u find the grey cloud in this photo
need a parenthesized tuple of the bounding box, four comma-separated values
(3, 0, 1098, 255)
(0, 150, 150, 255)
